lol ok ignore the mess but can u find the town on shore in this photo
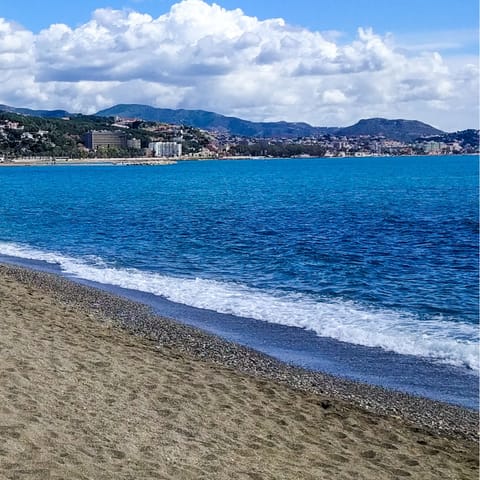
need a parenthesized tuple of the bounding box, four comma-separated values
(0, 110, 478, 165)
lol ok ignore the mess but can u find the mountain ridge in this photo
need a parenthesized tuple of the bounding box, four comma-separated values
(95, 104, 337, 138)
(0, 104, 72, 119)
(0, 103, 448, 141)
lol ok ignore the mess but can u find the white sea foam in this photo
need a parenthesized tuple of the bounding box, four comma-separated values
(1, 241, 478, 372)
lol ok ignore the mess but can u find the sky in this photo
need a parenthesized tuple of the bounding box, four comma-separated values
(0, 0, 478, 130)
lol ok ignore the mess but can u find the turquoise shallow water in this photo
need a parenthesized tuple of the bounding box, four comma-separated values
(0, 156, 478, 407)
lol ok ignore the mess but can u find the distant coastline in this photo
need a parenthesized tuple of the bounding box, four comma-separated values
(1, 107, 478, 162)
(0, 157, 177, 167)
(1, 152, 478, 167)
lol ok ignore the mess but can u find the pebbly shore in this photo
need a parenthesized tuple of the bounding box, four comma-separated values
(2, 263, 478, 443)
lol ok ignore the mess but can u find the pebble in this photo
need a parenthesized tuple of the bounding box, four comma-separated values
(1, 263, 478, 442)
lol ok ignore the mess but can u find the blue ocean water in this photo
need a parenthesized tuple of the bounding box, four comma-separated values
(0, 156, 478, 407)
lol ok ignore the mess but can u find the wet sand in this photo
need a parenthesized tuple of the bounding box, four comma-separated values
(0, 264, 478, 479)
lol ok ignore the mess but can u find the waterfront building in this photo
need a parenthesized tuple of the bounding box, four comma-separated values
(148, 141, 182, 157)
(83, 130, 127, 150)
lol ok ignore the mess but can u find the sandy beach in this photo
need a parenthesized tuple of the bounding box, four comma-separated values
(0, 264, 477, 479)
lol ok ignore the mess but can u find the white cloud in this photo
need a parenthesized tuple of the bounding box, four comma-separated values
(322, 89, 348, 105)
(0, 0, 477, 130)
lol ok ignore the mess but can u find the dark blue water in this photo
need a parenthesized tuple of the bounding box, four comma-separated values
(0, 156, 478, 407)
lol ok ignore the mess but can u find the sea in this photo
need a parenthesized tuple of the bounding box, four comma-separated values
(0, 155, 478, 409)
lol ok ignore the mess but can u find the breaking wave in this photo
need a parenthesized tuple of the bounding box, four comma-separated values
(1, 241, 478, 372)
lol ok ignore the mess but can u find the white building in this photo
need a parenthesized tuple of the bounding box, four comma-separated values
(423, 141, 444, 155)
(148, 141, 182, 157)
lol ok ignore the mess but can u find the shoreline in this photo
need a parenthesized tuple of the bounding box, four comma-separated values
(0, 262, 478, 479)
(0, 157, 177, 167)
(0, 152, 477, 167)
(1, 263, 477, 442)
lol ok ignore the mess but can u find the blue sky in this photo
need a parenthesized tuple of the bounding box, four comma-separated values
(0, 0, 478, 129)
(3, 0, 478, 45)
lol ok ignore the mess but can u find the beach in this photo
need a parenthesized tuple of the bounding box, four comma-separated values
(0, 158, 177, 167)
(0, 264, 477, 479)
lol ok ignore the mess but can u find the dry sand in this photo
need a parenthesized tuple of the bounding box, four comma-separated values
(0, 265, 478, 479)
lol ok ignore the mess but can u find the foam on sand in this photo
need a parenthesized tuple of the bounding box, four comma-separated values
(0, 241, 477, 372)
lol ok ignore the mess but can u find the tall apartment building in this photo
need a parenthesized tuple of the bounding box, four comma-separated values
(148, 141, 182, 157)
(83, 130, 127, 150)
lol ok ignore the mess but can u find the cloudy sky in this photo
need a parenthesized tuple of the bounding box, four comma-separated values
(0, 0, 478, 131)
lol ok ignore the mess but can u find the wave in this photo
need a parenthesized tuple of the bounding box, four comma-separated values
(0, 241, 478, 372)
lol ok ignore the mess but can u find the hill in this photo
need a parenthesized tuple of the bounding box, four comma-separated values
(0, 104, 72, 119)
(0, 103, 449, 142)
(0, 111, 120, 158)
(0, 110, 211, 159)
(337, 118, 445, 142)
(95, 104, 335, 138)
(97, 105, 447, 141)
(421, 129, 479, 147)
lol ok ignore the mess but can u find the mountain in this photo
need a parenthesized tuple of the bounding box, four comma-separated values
(97, 105, 446, 141)
(95, 104, 335, 138)
(0, 102, 448, 141)
(0, 104, 72, 119)
(336, 118, 445, 142)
